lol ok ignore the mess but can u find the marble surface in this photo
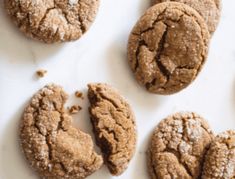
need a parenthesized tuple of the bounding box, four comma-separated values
(0, 0, 235, 178)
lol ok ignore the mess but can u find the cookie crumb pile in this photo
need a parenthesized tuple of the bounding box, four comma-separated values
(148, 112, 235, 179)
(68, 105, 82, 114)
(128, 1, 221, 95)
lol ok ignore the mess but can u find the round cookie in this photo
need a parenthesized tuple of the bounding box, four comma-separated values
(20, 84, 103, 179)
(151, 0, 221, 34)
(202, 130, 235, 179)
(88, 83, 137, 176)
(4, 0, 100, 43)
(148, 112, 214, 179)
(128, 2, 210, 95)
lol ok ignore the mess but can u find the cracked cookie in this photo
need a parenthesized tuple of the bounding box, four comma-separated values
(148, 112, 214, 179)
(202, 130, 235, 179)
(4, 0, 100, 43)
(128, 2, 210, 95)
(88, 83, 137, 176)
(20, 84, 103, 179)
(151, 0, 221, 34)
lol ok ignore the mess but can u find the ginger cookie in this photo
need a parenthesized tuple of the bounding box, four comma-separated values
(20, 84, 103, 179)
(4, 0, 100, 43)
(151, 0, 221, 34)
(202, 130, 235, 179)
(148, 112, 214, 179)
(128, 2, 210, 95)
(88, 83, 137, 176)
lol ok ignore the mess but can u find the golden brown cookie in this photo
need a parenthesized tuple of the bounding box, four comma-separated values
(128, 2, 210, 95)
(20, 84, 103, 179)
(88, 83, 137, 176)
(152, 0, 221, 34)
(4, 0, 100, 43)
(148, 112, 214, 179)
(202, 130, 235, 179)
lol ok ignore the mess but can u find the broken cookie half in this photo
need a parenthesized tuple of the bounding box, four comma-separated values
(88, 83, 137, 176)
(20, 84, 103, 179)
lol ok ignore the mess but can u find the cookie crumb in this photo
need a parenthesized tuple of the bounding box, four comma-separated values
(75, 91, 84, 99)
(69, 105, 82, 114)
(36, 69, 47, 78)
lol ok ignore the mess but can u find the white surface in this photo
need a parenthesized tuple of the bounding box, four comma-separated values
(0, 0, 234, 178)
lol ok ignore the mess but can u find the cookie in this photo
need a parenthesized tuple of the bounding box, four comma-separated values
(128, 2, 210, 95)
(88, 83, 137, 176)
(4, 0, 100, 43)
(20, 84, 103, 179)
(151, 0, 221, 34)
(148, 112, 214, 179)
(202, 130, 235, 179)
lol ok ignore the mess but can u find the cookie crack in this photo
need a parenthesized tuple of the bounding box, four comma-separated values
(149, 150, 158, 178)
(92, 108, 132, 161)
(132, 8, 167, 36)
(163, 149, 193, 177)
(38, 7, 56, 29)
(98, 93, 119, 108)
(133, 9, 167, 72)
(31, 89, 67, 166)
(46, 135, 53, 161)
(78, 15, 86, 33)
(60, 161, 68, 173)
(109, 109, 129, 132)
(178, 10, 208, 75)
(145, 24, 170, 90)
(154, 24, 170, 79)
(97, 94, 132, 132)
(16, 2, 31, 28)
(16, 0, 86, 39)
(134, 41, 148, 71)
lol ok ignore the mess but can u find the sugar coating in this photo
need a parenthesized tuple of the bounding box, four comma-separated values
(148, 112, 214, 179)
(4, 0, 100, 43)
(152, 0, 222, 34)
(69, 0, 78, 5)
(202, 130, 235, 179)
(20, 84, 103, 179)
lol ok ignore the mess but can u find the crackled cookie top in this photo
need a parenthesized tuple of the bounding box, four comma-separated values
(4, 0, 100, 43)
(148, 112, 214, 179)
(128, 2, 210, 95)
(88, 83, 137, 176)
(20, 84, 103, 179)
(152, 0, 221, 34)
(202, 130, 235, 179)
